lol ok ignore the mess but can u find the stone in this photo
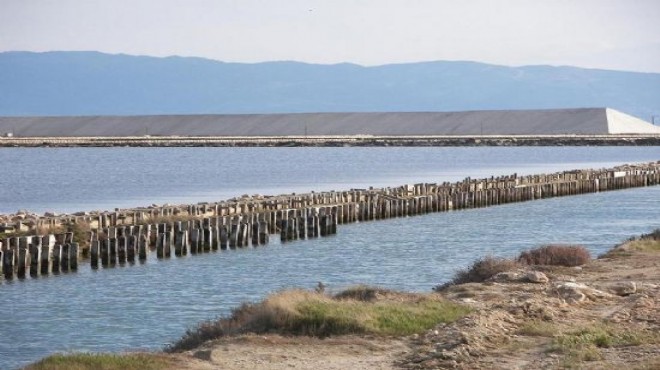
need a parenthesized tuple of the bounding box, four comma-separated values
(554, 282, 611, 304)
(608, 281, 637, 296)
(492, 271, 521, 282)
(525, 271, 549, 284)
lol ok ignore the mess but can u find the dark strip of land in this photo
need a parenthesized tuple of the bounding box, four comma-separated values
(1, 135, 659, 147)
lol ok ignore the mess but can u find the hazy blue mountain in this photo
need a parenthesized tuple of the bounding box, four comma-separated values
(1, 51, 659, 120)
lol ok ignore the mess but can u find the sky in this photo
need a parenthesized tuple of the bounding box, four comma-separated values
(1, 0, 659, 72)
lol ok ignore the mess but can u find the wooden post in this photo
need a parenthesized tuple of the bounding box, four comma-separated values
(41, 243, 53, 274)
(176, 230, 186, 256)
(91, 240, 99, 268)
(190, 228, 200, 254)
(60, 244, 70, 271)
(127, 236, 137, 262)
(52, 244, 61, 273)
(70, 243, 79, 270)
(108, 238, 117, 266)
(117, 236, 127, 263)
(2, 247, 14, 279)
(219, 225, 228, 250)
(29, 240, 41, 277)
(138, 234, 148, 261)
(203, 227, 213, 251)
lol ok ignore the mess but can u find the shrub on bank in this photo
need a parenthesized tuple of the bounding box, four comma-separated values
(166, 288, 470, 353)
(434, 256, 521, 291)
(518, 245, 590, 267)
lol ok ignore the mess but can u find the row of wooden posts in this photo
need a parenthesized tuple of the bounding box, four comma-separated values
(1, 207, 339, 278)
(2, 161, 659, 280)
(1, 233, 79, 279)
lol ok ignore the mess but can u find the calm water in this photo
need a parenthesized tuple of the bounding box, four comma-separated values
(1, 147, 659, 369)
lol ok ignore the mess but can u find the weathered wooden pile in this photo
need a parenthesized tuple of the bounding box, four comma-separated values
(1, 161, 659, 280)
(1, 232, 78, 279)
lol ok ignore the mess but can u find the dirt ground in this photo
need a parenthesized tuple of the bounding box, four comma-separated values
(166, 240, 660, 370)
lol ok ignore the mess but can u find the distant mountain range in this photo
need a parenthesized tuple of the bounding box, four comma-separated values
(1, 51, 659, 120)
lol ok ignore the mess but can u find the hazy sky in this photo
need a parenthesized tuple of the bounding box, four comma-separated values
(1, 0, 659, 72)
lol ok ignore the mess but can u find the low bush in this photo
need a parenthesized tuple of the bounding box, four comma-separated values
(166, 288, 470, 353)
(434, 256, 520, 291)
(518, 245, 590, 267)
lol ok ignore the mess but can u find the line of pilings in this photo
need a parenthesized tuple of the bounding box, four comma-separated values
(1, 161, 659, 280)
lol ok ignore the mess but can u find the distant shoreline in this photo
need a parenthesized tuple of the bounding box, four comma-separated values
(2, 134, 660, 147)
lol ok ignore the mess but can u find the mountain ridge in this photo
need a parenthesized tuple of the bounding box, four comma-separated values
(1, 51, 659, 120)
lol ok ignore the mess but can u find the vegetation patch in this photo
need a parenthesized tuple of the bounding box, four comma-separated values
(333, 285, 397, 301)
(548, 324, 659, 366)
(516, 320, 558, 337)
(434, 256, 520, 290)
(166, 288, 470, 353)
(23, 353, 174, 370)
(601, 229, 660, 258)
(623, 239, 660, 253)
(518, 245, 590, 266)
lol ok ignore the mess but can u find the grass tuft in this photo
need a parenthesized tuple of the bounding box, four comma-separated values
(518, 245, 590, 267)
(166, 288, 470, 353)
(23, 353, 173, 370)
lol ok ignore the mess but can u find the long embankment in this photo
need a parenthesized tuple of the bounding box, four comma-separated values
(1, 161, 659, 280)
(1, 135, 660, 147)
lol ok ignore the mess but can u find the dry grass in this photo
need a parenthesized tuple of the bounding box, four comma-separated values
(333, 285, 400, 301)
(516, 320, 558, 337)
(66, 221, 91, 247)
(166, 288, 470, 353)
(601, 229, 660, 258)
(23, 352, 174, 370)
(434, 256, 520, 290)
(518, 245, 590, 267)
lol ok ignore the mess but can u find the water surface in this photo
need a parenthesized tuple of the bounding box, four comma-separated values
(0, 146, 658, 369)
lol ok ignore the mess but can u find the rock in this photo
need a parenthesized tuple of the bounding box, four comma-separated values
(553, 282, 612, 304)
(560, 289, 586, 304)
(608, 281, 637, 296)
(525, 271, 549, 284)
(492, 271, 521, 282)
